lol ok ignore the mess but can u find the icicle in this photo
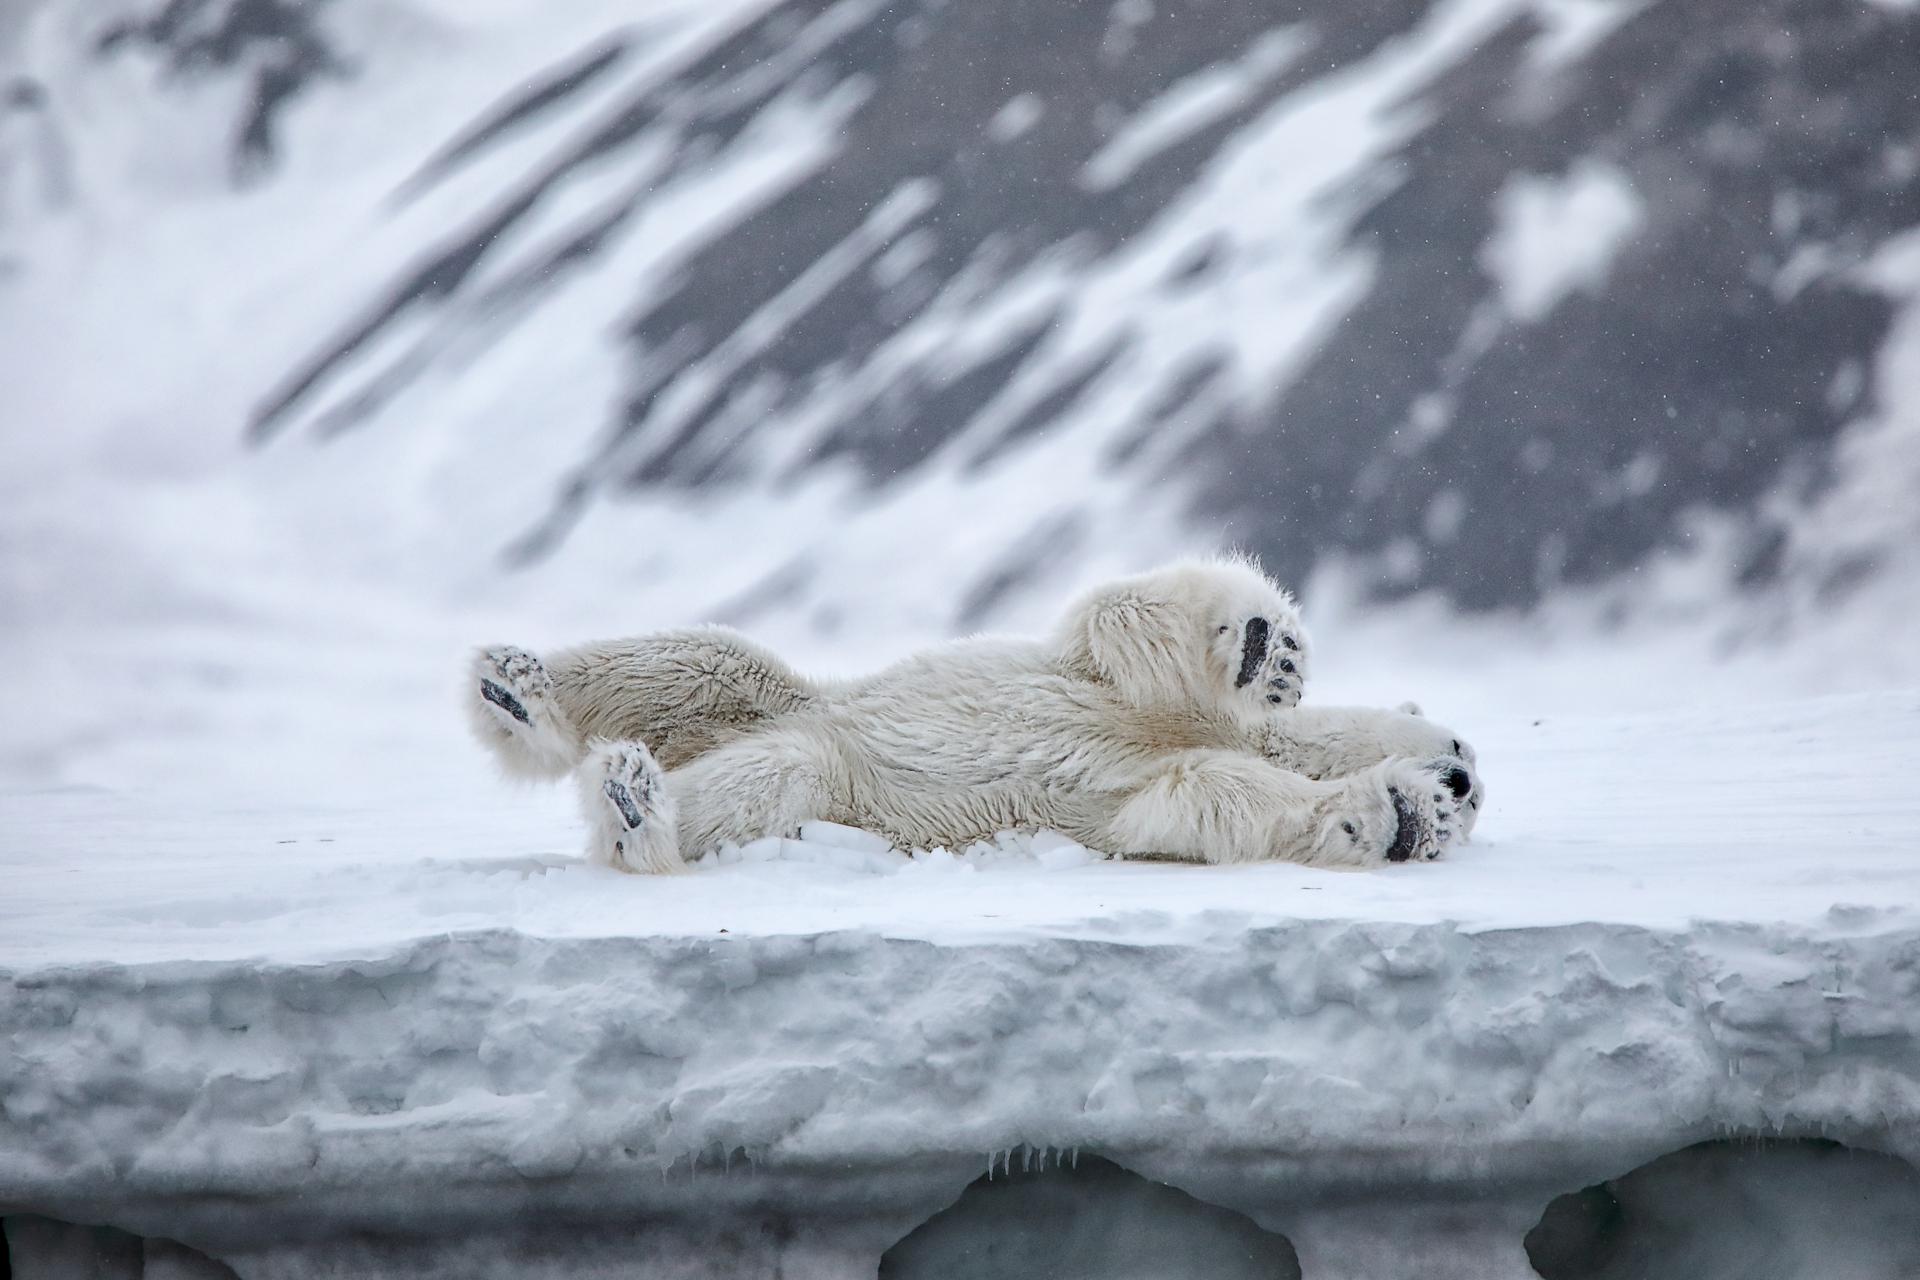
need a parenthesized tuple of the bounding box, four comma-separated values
(1071, 1146, 1079, 1169)
(987, 1151, 995, 1181)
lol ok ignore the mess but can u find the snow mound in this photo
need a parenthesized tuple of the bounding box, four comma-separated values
(5, 912, 1920, 1276)
(703, 824, 1099, 877)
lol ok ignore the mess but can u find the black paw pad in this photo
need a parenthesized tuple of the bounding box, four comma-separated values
(1235, 617, 1271, 689)
(603, 778, 648, 830)
(1385, 787, 1420, 864)
(480, 678, 531, 726)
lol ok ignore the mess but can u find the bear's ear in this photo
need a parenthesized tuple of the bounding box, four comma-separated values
(1396, 700, 1424, 717)
(1058, 585, 1195, 710)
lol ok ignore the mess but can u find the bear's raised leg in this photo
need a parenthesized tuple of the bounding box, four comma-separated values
(467, 646, 582, 781)
(581, 740, 682, 873)
(468, 627, 820, 782)
(546, 627, 819, 769)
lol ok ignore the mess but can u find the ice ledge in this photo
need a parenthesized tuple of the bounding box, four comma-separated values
(5, 918, 1920, 1275)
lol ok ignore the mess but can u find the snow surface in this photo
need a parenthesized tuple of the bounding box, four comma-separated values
(6, 674, 1920, 1276)
(4, 689, 1918, 967)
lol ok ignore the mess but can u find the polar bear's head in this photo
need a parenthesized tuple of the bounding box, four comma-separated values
(1057, 557, 1310, 726)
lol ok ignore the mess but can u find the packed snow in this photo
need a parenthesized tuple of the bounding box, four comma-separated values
(4, 685, 1919, 968)
(6, 643, 1920, 1276)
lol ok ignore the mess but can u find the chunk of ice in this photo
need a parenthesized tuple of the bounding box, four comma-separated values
(797, 821, 897, 854)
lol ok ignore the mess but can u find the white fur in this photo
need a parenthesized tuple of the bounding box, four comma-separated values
(1262, 703, 1483, 836)
(469, 559, 1470, 871)
(467, 646, 580, 781)
(465, 628, 818, 780)
(581, 740, 681, 874)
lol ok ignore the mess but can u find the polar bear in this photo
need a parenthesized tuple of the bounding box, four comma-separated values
(467, 558, 1477, 872)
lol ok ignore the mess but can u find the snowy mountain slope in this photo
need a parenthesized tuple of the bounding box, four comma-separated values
(231, 0, 1920, 612)
(4, 0, 1920, 639)
(4, 0, 1919, 797)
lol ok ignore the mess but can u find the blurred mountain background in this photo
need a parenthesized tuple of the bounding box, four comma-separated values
(3, 0, 1917, 791)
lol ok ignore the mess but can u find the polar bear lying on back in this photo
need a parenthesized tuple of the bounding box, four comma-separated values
(467, 558, 1480, 873)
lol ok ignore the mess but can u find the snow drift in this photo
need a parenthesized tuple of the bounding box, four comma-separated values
(7, 909, 1920, 1276)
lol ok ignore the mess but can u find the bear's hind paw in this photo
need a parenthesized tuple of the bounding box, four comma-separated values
(582, 741, 682, 874)
(468, 645, 581, 780)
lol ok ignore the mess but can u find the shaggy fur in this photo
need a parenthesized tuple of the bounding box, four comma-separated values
(469, 626, 819, 779)
(1261, 703, 1483, 837)
(467, 559, 1475, 872)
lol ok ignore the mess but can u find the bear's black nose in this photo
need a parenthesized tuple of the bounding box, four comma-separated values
(1442, 766, 1472, 799)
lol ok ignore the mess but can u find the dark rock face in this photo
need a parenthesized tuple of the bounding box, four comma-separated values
(95, 0, 345, 179)
(119, 0, 1920, 609)
(1217, 0, 1920, 608)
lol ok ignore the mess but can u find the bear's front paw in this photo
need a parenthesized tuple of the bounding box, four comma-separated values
(1387, 757, 1471, 862)
(1327, 757, 1469, 867)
